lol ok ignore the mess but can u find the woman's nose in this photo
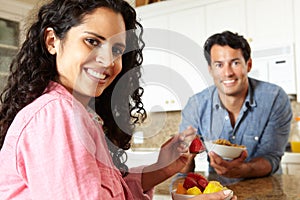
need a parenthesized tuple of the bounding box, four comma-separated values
(95, 46, 114, 67)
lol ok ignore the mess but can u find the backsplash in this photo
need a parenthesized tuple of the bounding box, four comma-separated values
(131, 100, 300, 149)
(131, 111, 181, 149)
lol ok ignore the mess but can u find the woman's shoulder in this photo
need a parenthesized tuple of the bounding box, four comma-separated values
(13, 82, 83, 129)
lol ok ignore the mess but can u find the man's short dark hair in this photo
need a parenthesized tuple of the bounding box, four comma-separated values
(203, 31, 251, 65)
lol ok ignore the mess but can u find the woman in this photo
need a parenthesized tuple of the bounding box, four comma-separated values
(0, 0, 235, 199)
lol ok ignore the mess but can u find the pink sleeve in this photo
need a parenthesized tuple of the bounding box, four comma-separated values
(124, 166, 154, 200)
(16, 99, 125, 199)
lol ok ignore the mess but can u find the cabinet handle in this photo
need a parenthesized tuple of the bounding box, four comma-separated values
(275, 60, 286, 64)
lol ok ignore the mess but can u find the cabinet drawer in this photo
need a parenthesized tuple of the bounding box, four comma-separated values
(286, 164, 300, 175)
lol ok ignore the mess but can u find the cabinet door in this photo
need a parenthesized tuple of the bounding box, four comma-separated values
(168, 7, 210, 109)
(287, 164, 300, 175)
(294, 0, 300, 102)
(248, 59, 269, 82)
(169, 7, 206, 47)
(0, 0, 34, 94)
(205, 0, 247, 38)
(246, 0, 294, 47)
(0, 17, 19, 93)
(268, 55, 296, 94)
(140, 51, 180, 112)
(138, 16, 177, 112)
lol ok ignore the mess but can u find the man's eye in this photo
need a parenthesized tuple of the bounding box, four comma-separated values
(232, 61, 240, 66)
(85, 38, 100, 47)
(214, 63, 222, 68)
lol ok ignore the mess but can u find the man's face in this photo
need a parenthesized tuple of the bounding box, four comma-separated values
(208, 45, 252, 98)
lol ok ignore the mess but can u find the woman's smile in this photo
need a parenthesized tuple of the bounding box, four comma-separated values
(85, 68, 107, 81)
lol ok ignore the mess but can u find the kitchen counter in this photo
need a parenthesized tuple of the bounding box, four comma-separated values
(228, 174, 300, 199)
(154, 174, 300, 200)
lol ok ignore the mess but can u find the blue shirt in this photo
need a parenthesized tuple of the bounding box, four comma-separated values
(179, 78, 292, 175)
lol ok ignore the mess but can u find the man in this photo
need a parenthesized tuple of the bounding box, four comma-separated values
(179, 31, 292, 183)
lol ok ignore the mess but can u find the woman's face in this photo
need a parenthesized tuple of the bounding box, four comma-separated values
(45, 7, 126, 106)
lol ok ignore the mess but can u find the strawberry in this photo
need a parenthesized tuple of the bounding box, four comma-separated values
(189, 137, 205, 153)
(197, 178, 209, 191)
(186, 172, 204, 180)
(183, 176, 198, 189)
(186, 172, 208, 192)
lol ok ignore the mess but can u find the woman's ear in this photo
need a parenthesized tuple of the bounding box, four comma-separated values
(44, 27, 58, 55)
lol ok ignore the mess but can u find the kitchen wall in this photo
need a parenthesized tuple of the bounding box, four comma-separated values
(132, 101, 300, 149)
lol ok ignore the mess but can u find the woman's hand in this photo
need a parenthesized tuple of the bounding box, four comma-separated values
(156, 126, 197, 176)
(142, 126, 197, 191)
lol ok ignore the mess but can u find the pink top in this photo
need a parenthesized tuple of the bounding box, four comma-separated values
(0, 82, 153, 200)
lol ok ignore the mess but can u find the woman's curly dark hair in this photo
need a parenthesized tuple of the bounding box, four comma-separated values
(0, 0, 146, 176)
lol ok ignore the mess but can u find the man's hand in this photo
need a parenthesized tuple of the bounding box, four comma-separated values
(208, 150, 248, 178)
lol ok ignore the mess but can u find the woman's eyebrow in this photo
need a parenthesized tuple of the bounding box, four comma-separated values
(84, 31, 106, 40)
(84, 31, 126, 48)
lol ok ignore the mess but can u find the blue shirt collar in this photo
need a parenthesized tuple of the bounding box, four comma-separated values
(213, 78, 257, 111)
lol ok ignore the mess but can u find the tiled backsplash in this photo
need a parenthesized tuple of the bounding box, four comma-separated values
(132, 100, 300, 149)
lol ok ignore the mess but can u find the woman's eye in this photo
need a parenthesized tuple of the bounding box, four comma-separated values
(85, 38, 100, 47)
(112, 46, 124, 57)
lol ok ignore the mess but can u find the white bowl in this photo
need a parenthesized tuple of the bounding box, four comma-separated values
(205, 141, 246, 160)
(171, 190, 196, 200)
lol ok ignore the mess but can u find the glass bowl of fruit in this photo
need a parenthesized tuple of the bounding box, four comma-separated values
(171, 172, 233, 200)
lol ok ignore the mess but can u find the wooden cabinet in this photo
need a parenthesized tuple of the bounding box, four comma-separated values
(0, 18, 19, 93)
(0, 0, 34, 94)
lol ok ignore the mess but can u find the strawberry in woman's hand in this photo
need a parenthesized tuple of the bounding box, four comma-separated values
(189, 137, 205, 154)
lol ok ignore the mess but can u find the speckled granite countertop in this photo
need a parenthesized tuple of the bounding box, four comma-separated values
(227, 174, 300, 199)
(155, 174, 300, 200)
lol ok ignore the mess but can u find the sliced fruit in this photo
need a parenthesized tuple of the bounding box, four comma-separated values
(186, 172, 208, 191)
(203, 181, 224, 194)
(186, 186, 202, 195)
(176, 183, 187, 194)
(183, 176, 198, 189)
(197, 177, 209, 191)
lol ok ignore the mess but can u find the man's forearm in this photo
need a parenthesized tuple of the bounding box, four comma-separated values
(242, 157, 272, 178)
